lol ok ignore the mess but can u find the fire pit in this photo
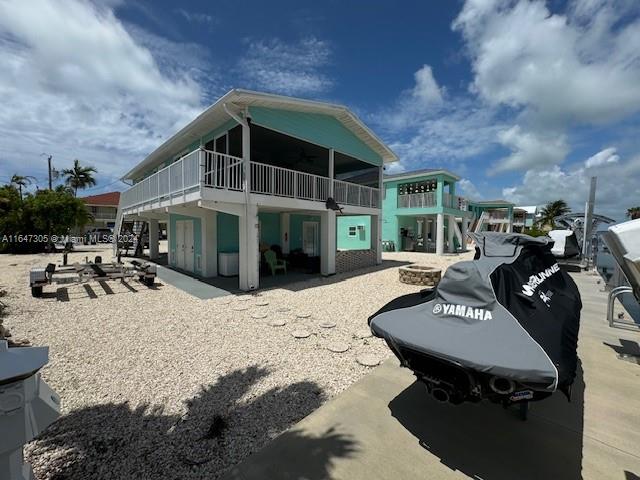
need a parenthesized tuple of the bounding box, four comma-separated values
(399, 264, 442, 287)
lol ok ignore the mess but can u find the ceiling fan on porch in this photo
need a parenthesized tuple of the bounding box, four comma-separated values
(297, 147, 319, 164)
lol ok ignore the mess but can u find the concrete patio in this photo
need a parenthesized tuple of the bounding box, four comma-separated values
(225, 271, 640, 480)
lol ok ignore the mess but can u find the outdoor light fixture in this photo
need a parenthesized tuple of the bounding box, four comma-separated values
(0, 340, 60, 480)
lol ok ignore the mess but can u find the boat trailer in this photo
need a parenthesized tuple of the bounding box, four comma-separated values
(29, 255, 157, 297)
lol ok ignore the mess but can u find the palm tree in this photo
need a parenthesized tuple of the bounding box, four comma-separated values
(627, 206, 640, 220)
(10, 174, 36, 201)
(538, 200, 571, 229)
(62, 159, 97, 197)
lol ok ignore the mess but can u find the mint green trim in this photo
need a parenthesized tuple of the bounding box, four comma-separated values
(337, 216, 371, 250)
(249, 106, 383, 166)
(202, 119, 238, 146)
(258, 212, 280, 246)
(217, 213, 239, 253)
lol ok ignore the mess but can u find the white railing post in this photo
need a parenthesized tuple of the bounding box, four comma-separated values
(271, 164, 275, 195)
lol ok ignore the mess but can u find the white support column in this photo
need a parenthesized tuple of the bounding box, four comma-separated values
(148, 218, 159, 260)
(280, 212, 290, 254)
(461, 217, 468, 252)
(436, 213, 444, 255)
(328, 149, 335, 198)
(201, 209, 217, 277)
(320, 210, 336, 276)
(372, 213, 382, 264)
(239, 203, 260, 291)
(448, 215, 456, 253)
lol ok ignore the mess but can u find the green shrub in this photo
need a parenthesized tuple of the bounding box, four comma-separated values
(0, 187, 91, 253)
(523, 226, 548, 237)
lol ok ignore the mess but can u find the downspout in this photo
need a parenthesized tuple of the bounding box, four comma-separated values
(223, 103, 255, 289)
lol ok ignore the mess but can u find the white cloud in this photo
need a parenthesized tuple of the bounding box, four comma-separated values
(493, 125, 569, 173)
(175, 9, 217, 26)
(502, 152, 640, 220)
(458, 178, 483, 200)
(238, 37, 333, 96)
(0, 0, 207, 184)
(412, 65, 444, 105)
(584, 147, 620, 168)
(453, 0, 640, 127)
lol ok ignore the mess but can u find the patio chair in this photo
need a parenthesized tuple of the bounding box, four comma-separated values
(602, 218, 640, 331)
(264, 249, 287, 276)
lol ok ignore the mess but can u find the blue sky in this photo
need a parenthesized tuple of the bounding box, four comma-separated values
(1, 0, 639, 219)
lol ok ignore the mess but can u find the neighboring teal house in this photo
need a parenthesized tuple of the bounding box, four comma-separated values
(377, 168, 473, 255)
(117, 89, 397, 290)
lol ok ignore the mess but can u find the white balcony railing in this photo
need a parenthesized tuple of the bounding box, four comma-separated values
(119, 148, 381, 211)
(398, 192, 437, 208)
(443, 193, 469, 210)
(120, 148, 202, 210)
(203, 150, 244, 190)
(398, 192, 468, 210)
(250, 162, 330, 202)
(332, 179, 380, 208)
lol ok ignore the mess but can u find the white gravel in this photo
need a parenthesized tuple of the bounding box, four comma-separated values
(1, 247, 473, 479)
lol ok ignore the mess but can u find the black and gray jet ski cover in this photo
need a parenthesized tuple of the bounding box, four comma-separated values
(369, 232, 581, 404)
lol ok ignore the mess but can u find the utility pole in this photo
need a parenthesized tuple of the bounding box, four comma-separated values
(583, 176, 597, 267)
(47, 155, 53, 190)
(41, 153, 54, 190)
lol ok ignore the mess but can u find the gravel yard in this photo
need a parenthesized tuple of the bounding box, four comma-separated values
(2, 247, 473, 479)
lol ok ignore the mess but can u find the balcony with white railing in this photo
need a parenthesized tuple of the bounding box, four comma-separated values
(397, 191, 468, 211)
(398, 192, 437, 209)
(119, 148, 381, 212)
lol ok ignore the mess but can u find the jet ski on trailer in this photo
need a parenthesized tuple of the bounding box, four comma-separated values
(369, 232, 581, 411)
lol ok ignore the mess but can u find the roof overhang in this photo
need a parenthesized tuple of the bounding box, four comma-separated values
(383, 169, 461, 182)
(122, 89, 398, 181)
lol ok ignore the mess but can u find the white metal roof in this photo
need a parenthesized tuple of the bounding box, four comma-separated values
(383, 168, 461, 182)
(516, 205, 539, 214)
(123, 89, 398, 180)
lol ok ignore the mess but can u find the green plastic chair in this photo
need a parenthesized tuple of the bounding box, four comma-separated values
(264, 249, 287, 276)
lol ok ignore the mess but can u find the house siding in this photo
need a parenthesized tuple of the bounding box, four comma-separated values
(249, 106, 383, 166)
(337, 216, 371, 250)
(258, 212, 280, 247)
(217, 212, 239, 253)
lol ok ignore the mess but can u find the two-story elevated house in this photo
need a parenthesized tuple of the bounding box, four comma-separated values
(379, 168, 473, 255)
(116, 89, 397, 291)
(375, 169, 515, 254)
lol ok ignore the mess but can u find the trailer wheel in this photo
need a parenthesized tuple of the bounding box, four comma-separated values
(143, 277, 154, 287)
(31, 286, 43, 297)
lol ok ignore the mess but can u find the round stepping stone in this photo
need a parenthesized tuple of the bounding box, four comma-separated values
(217, 298, 232, 305)
(251, 312, 268, 319)
(354, 329, 373, 339)
(319, 320, 336, 329)
(255, 300, 269, 306)
(233, 305, 249, 311)
(291, 329, 311, 339)
(356, 354, 380, 367)
(236, 296, 252, 302)
(326, 342, 349, 353)
(296, 312, 312, 319)
(276, 307, 291, 313)
(269, 319, 286, 327)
